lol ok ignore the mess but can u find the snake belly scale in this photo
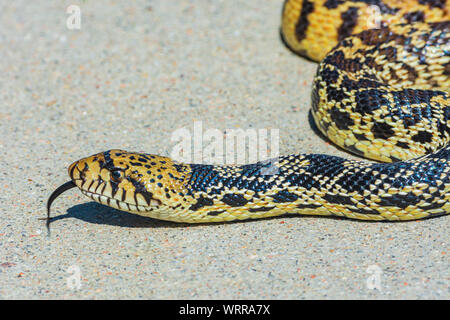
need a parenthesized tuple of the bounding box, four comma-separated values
(46, 0, 450, 224)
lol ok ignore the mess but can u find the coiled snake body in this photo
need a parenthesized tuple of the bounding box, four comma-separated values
(46, 0, 450, 224)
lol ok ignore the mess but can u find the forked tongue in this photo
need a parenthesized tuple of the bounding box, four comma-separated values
(39, 181, 77, 235)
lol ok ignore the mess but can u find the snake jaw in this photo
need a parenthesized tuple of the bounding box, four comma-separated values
(79, 189, 162, 213)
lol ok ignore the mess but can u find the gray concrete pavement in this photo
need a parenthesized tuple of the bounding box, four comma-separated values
(0, 0, 448, 299)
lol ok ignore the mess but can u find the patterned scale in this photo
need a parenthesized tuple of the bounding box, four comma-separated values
(45, 0, 450, 224)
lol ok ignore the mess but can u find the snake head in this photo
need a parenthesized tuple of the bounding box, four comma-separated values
(67, 149, 190, 216)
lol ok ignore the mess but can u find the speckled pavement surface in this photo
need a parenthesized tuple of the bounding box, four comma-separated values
(0, 0, 448, 299)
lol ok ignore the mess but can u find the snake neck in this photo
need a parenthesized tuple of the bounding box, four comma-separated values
(175, 149, 449, 222)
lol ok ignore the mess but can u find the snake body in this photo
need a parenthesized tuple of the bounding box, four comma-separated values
(46, 0, 450, 223)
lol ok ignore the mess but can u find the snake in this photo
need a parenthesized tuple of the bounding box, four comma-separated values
(44, 0, 450, 226)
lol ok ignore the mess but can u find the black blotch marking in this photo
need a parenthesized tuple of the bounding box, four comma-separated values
(129, 162, 143, 166)
(338, 7, 359, 41)
(325, 0, 399, 14)
(377, 192, 421, 209)
(189, 195, 214, 211)
(363, 56, 384, 72)
(138, 154, 152, 161)
(412, 131, 433, 143)
(271, 190, 299, 203)
(297, 203, 322, 209)
(371, 122, 395, 140)
(341, 38, 353, 47)
(221, 194, 249, 207)
(330, 107, 354, 130)
(354, 132, 369, 141)
(378, 46, 397, 61)
(353, 89, 389, 115)
(325, 51, 363, 73)
(98, 160, 106, 169)
(295, 0, 314, 43)
(323, 193, 354, 206)
(207, 210, 225, 216)
(357, 28, 408, 47)
(320, 66, 340, 83)
(403, 11, 425, 23)
(401, 63, 419, 82)
(128, 177, 153, 206)
(138, 157, 148, 163)
(324, 0, 344, 8)
(396, 141, 410, 149)
(418, 0, 445, 9)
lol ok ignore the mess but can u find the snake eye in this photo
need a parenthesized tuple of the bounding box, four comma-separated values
(111, 170, 123, 182)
